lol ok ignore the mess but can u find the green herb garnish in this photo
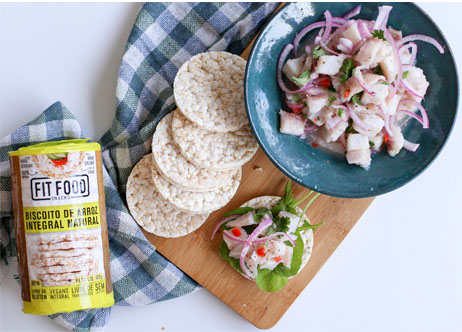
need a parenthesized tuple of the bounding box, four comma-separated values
(372, 65, 384, 75)
(345, 118, 358, 134)
(292, 69, 311, 87)
(402, 71, 409, 79)
(369, 141, 375, 148)
(327, 96, 337, 107)
(350, 92, 363, 105)
(312, 45, 328, 59)
(339, 58, 355, 83)
(372, 29, 386, 41)
(338, 109, 344, 117)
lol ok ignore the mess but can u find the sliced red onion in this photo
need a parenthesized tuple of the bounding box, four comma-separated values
(332, 17, 348, 25)
(350, 38, 366, 55)
(379, 106, 394, 137)
(253, 232, 296, 246)
(307, 86, 328, 96)
(339, 132, 347, 148)
(320, 40, 344, 56)
(322, 10, 333, 43)
(401, 79, 424, 99)
(398, 99, 429, 128)
(304, 44, 312, 55)
(277, 44, 315, 94)
(239, 217, 272, 279)
(293, 21, 342, 56)
(399, 42, 417, 65)
(346, 103, 368, 131)
(403, 138, 420, 152)
(310, 72, 320, 80)
(326, 116, 343, 130)
(339, 37, 353, 50)
(358, 21, 372, 39)
(343, 5, 361, 20)
(211, 214, 240, 240)
(396, 34, 444, 54)
(305, 121, 318, 133)
(285, 99, 304, 111)
(354, 69, 375, 96)
(373, 5, 392, 31)
(314, 28, 324, 45)
(384, 28, 402, 92)
(337, 43, 351, 54)
(223, 230, 247, 243)
(397, 109, 425, 127)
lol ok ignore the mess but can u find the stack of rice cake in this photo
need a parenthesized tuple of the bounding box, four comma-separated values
(127, 52, 258, 238)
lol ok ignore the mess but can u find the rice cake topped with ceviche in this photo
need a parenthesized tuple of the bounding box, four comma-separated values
(127, 154, 209, 238)
(212, 181, 323, 292)
(173, 51, 247, 132)
(172, 110, 258, 170)
(151, 111, 236, 191)
(151, 165, 242, 214)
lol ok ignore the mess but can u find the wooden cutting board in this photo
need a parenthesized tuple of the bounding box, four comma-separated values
(143, 6, 375, 329)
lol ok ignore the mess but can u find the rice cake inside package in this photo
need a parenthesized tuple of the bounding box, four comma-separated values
(9, 139, 114, 315)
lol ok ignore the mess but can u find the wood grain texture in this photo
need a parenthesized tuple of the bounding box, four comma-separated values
(143, 6, 375, 328)
(144, 151, 374, 329)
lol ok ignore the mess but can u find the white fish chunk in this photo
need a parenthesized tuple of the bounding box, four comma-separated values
(360, 82, 389, 105)
(283, 56, 306, 82)
(352, 105, 385, 138)
(227, 212, 255, 228)
(342, 22, 362, 45)
(387, 123, 404, 157)
(306, 94, 329, 117)
(279, 110, 306, 136)
(347, 133, 369, 151)
(346, 149, 371, 168)
(314, 54, 346, 76)
(369, 135, 384, 151)
(402, 66, 429, 101)
(380, 55, 397, 82)
(355, 38, 392, 68)
(321, 120, 348, 143)
(341, 73, 384, 101)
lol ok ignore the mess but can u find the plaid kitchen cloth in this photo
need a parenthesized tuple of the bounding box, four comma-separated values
(0, 2, 279, 331)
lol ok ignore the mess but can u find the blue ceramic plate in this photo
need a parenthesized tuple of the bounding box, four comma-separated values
(245, 2, 458, 198)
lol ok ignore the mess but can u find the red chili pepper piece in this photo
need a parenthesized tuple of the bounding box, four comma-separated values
(273, 256, 282, 263)
(319, 79, 331, 88)
(231, 227, 241, 237)
(292, 107, 302, 114)
(256, 247, 265, 257)
(384, 134, 390, 143)
(312, 143, 319, 148)
(344, 89, 351, 98)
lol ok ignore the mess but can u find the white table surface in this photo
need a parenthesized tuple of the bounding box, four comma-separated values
(1, 2, 461, 332)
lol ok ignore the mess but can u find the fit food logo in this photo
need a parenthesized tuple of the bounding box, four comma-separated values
(30, 175, 90, 201)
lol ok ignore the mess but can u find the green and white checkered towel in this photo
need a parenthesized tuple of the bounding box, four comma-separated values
(0, 2, 278, 331)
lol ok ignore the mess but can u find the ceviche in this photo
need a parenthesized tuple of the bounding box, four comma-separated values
(278, 5, 444, 169)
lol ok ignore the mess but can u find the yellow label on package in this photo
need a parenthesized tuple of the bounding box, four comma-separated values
(9, 140, 114, 315)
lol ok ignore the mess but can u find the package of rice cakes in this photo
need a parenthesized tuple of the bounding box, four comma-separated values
(9, 139, 114, 315)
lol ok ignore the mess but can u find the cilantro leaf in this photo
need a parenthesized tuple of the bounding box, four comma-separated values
(255, 267, 288, 293)
(369, 141, 375, 148)
(339, 58, 355, 83)
(350, 92, 363, 105)
(402, 71, 409, 79)
(372, 65, 384, 75)
(372, 29, 386, 41)
(327, 96, 337, 106)
(292, 69, 311, 87)
(312, 45, 328, 59)
(253, 207, 270, 223)
(297, 220, 325, 232)
(379, 80, 389, 85)
(223, 206, 254, 217)
(338, 109, 344, 116)
(345, 118, 358, 134)
(272, 216, 290, 234)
